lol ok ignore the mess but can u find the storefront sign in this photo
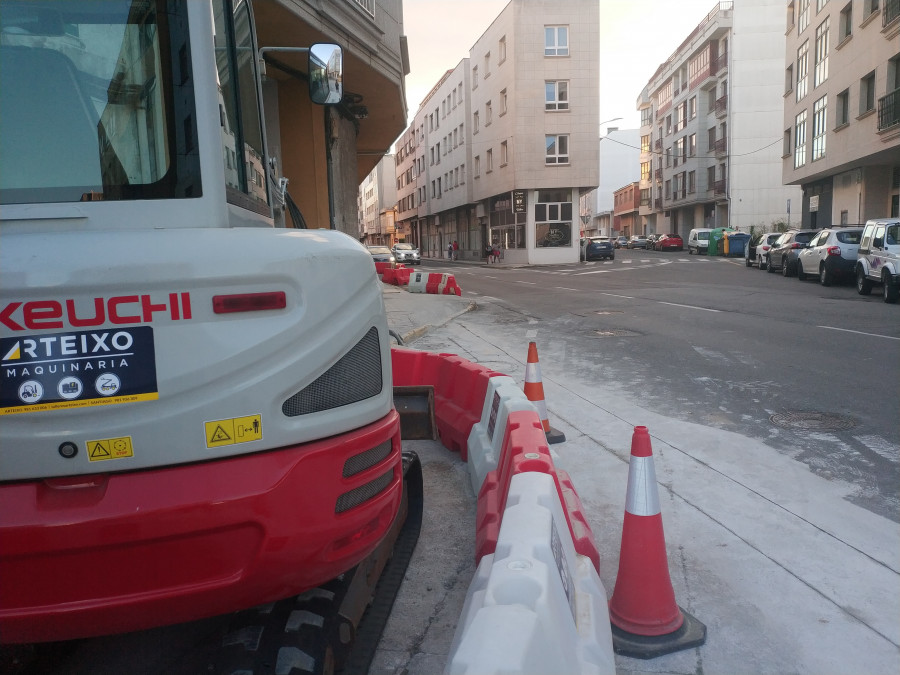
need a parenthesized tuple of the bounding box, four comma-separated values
(513, 190, 526, 213)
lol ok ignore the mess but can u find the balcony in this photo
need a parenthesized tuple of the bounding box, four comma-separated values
(714, 137, 727, 155)
(654, 139, 662, 152)
(713, 179, 726, 196)
(655, 168, 663, 181)
(712, 51, 728, 75)
(878, 88, 900, 131)
(715, 95, 728, 118)
(654, 198, 662, 210)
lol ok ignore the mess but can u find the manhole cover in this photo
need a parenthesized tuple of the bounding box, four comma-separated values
(769, 411, 856, 431)
(594, 329, 640, 337)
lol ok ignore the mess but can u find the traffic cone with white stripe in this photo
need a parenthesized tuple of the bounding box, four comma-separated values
(609, 426, 706, 658)
(523, 342, 565, 444)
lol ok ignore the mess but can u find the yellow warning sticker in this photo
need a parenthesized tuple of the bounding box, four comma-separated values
(87, 436, 134, 462)
(205, 415, 262, 448)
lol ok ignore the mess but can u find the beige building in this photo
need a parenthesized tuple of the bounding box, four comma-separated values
(638, 1, 802, 238)
(396, 0, 600, 263)
(782, 0, 900, 225)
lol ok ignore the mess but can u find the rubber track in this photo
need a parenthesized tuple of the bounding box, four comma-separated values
(338, 451, 424, 675)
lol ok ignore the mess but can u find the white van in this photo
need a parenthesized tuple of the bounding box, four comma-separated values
(687, 228, 714, 255)
(855, 218, 900, 303)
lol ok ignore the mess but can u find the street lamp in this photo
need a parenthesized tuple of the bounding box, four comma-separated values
(599, 117, 623, 135)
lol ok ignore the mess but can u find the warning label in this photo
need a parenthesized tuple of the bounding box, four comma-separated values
(205, 415, 262, 449)
(87, 436, 134, 462)
(1, 326, 158, 415)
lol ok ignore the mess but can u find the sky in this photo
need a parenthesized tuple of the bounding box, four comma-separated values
(402, 0, 721, 132)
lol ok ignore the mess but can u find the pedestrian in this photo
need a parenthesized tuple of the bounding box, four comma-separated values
(447, 242, 453, 259)
(452, 240, 459, 260)
(491, 244, 500, 264)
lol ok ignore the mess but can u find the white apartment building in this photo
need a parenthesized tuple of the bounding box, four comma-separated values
(359, 154, 397, 245)
(782, 0, 900, 224)
(638, 0, 801, 237)
(579, 128, 641, 237)
(396, 0, 599, 264)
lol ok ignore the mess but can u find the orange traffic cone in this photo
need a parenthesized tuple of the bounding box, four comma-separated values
(523, 342, 565, 444)
(608, 426, 706, 658)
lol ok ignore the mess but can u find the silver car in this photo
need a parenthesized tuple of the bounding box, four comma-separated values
(795, 227, 863, 286)
(391, 242, 421, 265)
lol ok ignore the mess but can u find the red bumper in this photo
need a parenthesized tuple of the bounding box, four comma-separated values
(0, 411, 402, 644)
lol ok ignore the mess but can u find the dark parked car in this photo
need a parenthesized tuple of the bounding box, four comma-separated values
(583, 237, 615, 261)
(746, 232, 782, 269)
(655, 234, 683, 251)
(614, 236, 629, 249)
(766, 229, 820, 276)
(627, 234, 649, 249)
(645, 234, 660, 249)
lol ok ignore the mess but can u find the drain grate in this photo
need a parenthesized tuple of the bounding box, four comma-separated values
(769, 411, 856, 431)
(594, 329, 641, 337)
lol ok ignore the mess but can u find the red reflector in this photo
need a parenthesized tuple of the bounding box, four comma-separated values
(213, 292, 286, 314)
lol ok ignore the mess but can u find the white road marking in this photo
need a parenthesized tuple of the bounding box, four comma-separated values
(555, 287, 579, 291)
(599, 292, 635, 300)
(659, 301, 721, 312)
(853, 435, 900, 463)
(818, 326, 900, 341)
(516, 280, 537, 285)
(526, 330, 538, 338)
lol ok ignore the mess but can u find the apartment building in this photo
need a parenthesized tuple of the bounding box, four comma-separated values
(359, 154, 397, 245)
(638, 0, 801, 238)
(782, 0, 900, 225)
(579, 128, 641, 238)
(395, 0, 599, 263)
(614, 182, 641, 238)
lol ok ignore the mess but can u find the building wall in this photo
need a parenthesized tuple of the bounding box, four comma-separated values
(782, 0, 900, 226)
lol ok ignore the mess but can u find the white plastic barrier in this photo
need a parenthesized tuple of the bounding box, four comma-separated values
(445, 472, 616, 675)
(407, 270, 428, 293)
(465, 376, 537, 495)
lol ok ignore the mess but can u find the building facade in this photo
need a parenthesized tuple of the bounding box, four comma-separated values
(782, 0, 900, 225)
(638, 0, 802, 239)
(394, 0, 599, 263)
(613, 182, 641, 238)
(579, 128, 641, 238)
(359, 154, 398, 245)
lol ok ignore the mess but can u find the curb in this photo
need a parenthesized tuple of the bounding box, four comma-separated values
(399, 299, 476, 344)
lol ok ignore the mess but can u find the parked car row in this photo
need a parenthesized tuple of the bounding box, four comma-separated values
(750, 218, 900, 303)
(580, 237, 615, 261)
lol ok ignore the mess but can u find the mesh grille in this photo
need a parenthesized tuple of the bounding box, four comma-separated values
(343, 440, 392, 478)
(335, 469, 393, 513)
(282, 327, 383, 417)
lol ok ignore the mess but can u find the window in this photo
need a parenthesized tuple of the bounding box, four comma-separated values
(666, 114, 672, 135)
(499, 36, 507, 63)
(860, 70, 876, 114)
(484, 52, 491, 77)
(665, 147, 671, 167)
(472, 65, 478, 89)
(534, 191, 573, 248)
(642, 107, 653, 126)
(836, 88, 850, 127)
(353, 0, 374, 15)
(474, 155, 480, 177)
(786, 64, 794, 94)
(708, 126, 717, 151)
(641, 161, 651, 181)
(689, 133, 697, 156)
(817, 0, 829, 11)
(486, 101, 492, 126)
(839, 2, 852, 41)
(707, 166, 716, 188)
(473, 110, 480, 133)
(784, 128, 792, 157)
(796, 40, 809, 101)
(688, 171, 696, 193)
(674, 138, 684, 166)
(500, 89, 508, 115)
(689, 96, 697, 119)
(641, 135, 651, 153)
(794, 109, 807, 168)
(664, 179, 671, 199)
(812, 95, 827, 160)
(545, 81, 569, 111)
(545, 134, 569, 164)
(501, 141, 508, 166)
(814, 18, 829, 87)
(863, 0, 880, 20)
(799, 0, 810, 32)
(486, 149, 493, 172)
(545, 26, 569, 56)
(787, 0, 796, 30)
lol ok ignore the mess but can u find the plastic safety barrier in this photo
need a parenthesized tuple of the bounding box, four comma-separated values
(445, 472, 615, 675)
(475, 410, 600, 572)
(465, 376, 537, 496)
(407, 270, 428, 293)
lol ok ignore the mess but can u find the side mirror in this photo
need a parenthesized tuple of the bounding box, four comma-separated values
(309, 44, 343, 105)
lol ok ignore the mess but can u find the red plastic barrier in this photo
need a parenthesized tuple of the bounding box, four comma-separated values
(391, 348, 444, 388)
(382, 267, 397, 285)
(374, 261, 392, 276)
(394, 267, 411, 285)
(442, 276, 462, 296)
(475, 410, 600, 572)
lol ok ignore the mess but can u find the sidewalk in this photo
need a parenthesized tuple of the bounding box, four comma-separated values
(382, 283, 475, 345)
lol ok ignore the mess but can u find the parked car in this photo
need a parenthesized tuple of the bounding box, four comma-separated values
(582, 237, 615, 261)
(687, 228, 713, 255)
(766, 229, 820, 276)
(655, 234, 683, 251)
(614, 236, 629, 249)
(855, 218, 900, 303)
(391, 242, 421, 265)
(746, 232, 782, 269)
(367, 245, 395, 274)
(795, 227, 863, 286)
(645, 234, 659, 249)
(627, 234, 648, 249)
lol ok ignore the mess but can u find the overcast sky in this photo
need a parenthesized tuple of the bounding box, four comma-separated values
(402, 0, 721, 131)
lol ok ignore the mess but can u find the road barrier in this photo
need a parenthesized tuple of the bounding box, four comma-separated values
(446, 472, 615, 675)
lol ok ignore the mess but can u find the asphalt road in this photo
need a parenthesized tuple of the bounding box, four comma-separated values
(422, 249, 900, 522)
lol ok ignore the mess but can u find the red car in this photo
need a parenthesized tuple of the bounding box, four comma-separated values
(655, 234, 683, 251)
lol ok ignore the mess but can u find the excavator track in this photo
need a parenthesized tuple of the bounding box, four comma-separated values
(211, 451, 424, 675)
